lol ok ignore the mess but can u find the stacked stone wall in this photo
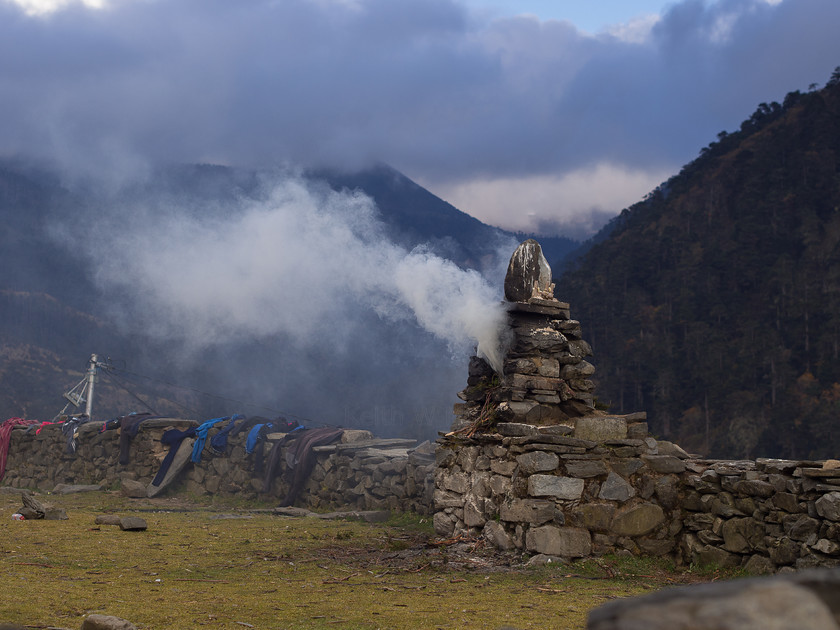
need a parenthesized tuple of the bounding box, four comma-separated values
(452, 299, 597, 435)
(1, 420, 434, 514)
(435, 424, 840, 571)
(680, 457, 840, 572)
(434, 420, 683, 558)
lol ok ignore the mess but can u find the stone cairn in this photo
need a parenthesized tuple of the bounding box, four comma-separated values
(435, 239, 659, 556)
(436, 240, 840, 571)
(450, 238, 602, 436)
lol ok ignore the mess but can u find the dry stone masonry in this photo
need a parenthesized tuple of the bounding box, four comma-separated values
(2, 421, 435, 514)
(451, 239, 599, 435)
(679, 457, 840, 572)
(436, 239, 840, 571)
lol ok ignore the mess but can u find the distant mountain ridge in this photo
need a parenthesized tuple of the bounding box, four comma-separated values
(311, 164, 579, 272)
(557, 69, 840, 459)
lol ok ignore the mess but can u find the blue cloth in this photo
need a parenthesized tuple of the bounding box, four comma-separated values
(246, 423, 272, 454)
(191, 416, 231, 463)
(210, 414, 244, 455)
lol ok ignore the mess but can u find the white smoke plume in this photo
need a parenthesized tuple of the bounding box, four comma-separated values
(83, 173, 507, 369)
(63, 170, 509, 431)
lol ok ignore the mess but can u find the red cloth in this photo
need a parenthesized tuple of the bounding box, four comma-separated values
(35, 421, 61, 435)
(0, 417, 41, 481)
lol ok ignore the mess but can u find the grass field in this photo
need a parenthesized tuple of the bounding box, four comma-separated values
(0, 490, 729, 629)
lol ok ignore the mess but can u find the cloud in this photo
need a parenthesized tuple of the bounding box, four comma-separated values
(1, 0, 839, 234)
(5, 0, 104, 15)
(426, 163, 672, 237)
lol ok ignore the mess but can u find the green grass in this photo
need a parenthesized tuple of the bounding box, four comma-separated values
(0, 491, 729, 629)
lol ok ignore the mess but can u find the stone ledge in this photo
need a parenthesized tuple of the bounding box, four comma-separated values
(507, 301, 571, 317)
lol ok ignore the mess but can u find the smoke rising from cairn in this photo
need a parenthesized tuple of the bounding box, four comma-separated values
(72, 171, 508, 381)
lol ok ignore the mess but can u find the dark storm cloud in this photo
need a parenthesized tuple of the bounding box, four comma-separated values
(1, 0, 838, 185)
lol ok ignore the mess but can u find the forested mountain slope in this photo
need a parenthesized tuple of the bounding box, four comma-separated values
(557, 71, 840, 459)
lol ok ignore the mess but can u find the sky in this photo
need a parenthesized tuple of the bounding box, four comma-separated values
(466, 0, 672, 33)
(1, 0, 837, 237)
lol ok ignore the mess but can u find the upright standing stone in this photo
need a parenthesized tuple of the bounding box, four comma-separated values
(504, 239, 554, 302)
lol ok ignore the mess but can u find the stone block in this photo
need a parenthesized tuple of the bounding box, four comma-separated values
(119, 516, 148, 531)
(743, 554, 776, 575)
(565, 459, 608, 478)
(812, 538, 840, 555)
(610, 446, 642, 458)
(611, 503, 665, 537)
(470, 471, 491, 498)
(559, 361, 596, 380)
(610, 458, 645, 477)
(506, 374, 561, 392)
(642, 455, 686, 474)
(711, 494, 745, 518)
(654, 477, 679, 510)
(499, 499, 558, 525)
(505, 358, 537, 375)
(637, 539, 675, 556)
(443, 472, 470, 494)
(768, 492, 798, 514)
(599, 472, 636, 502)
(491, 460, 518, 476)
(567, 339, 593, 358)
(433, 511, 456, 537)
(536, 358, 561, 378)
(528, 475, 584, 500)
(735, 479, 775, 498)
(696, 544, 741, 569)
(536, 403, 574, 424)
(769, 537, 800, 565)
(489, 474, 511, 496)
(721, 518, 752, 553)
(785, 514, 820, 541)
(755, 457, 799, 475)
(435, 447, 456, 468)
(684, 512, 715, 530)
(457, 446, 481, 472)
(525, 525, 591, 558)
(574, 416, 627, 442)
(495, 422, 538, 437)
(483, 520, 515, 550)
(626, 423, 648, 440)
(433, 489, 464, 509)
(504, 240, 553, 301)
(654, 440, 691, 459)
(815, 492, 840, 521)
(538, 425, 574, 436)
(464, 495, 486, 527)
(577, 503, 616, 532)
(81, 614, 138, 630)
(120, 479, 147, 498)
(516, 451, 559, 475)
(551, 318, 581, 336)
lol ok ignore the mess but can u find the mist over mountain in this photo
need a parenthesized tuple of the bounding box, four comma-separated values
(557, 69, 840, 460)
(0, 160, 577, 439)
